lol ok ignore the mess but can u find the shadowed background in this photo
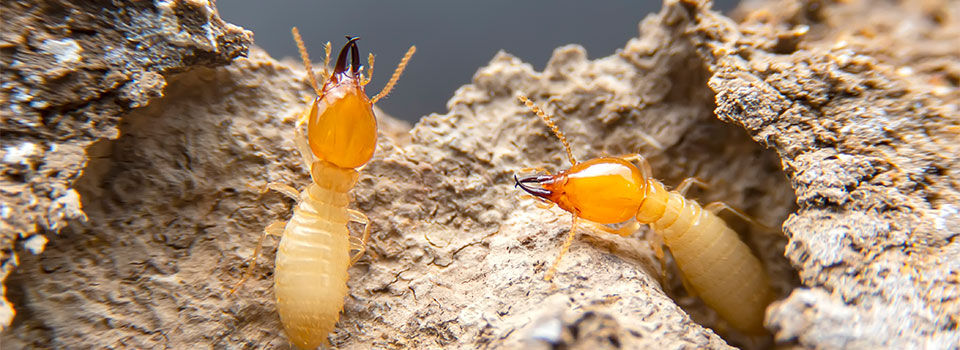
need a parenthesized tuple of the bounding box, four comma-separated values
(218, 0, 739, 122)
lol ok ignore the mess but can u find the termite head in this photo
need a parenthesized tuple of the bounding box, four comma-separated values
(307, 36, 378, 169)
(516, 157, 648, 224)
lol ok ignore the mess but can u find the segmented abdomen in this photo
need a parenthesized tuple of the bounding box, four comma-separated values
(652, 192, 773, 334)
(274, 181, 351, 349)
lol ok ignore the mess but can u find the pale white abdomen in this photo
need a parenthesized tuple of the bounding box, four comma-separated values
(652, 192, 773, 334)
(274, 182, 351, 349)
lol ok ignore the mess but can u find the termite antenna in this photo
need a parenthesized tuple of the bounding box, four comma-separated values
(291, 27, 322, 96)
(372, 45, 416, 104)
(517, 94, 578, 165)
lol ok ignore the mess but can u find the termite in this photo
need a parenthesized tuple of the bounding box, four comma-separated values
(229, 28, 414, 349)
(513, 95, 775, 334)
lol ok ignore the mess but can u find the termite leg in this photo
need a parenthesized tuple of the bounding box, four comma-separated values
(676, 177, 709, 196)
(228, 221, 285, 296)
(618, 153, 653, 181)
(263, 182, 301, 202)
(646, 226, 669, 288)
(519, 194, 555, 209)
(229, 181, 301, 295)
(584, 219, 640, 237)
(636, 130, 664, 151)
(293, 126, 317, 170)
(544, 215, 581, 282)
(347, 209, 371, 265)
(350, 234, 381, 262)
(704, 201, 776, 233)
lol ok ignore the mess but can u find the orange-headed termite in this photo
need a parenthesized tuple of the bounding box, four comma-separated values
(229, 28, 414, 349)
(513, 95, 775, 334)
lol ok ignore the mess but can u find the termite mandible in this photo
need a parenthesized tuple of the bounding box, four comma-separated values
(229, 28, 414, 349)
(513, 95, 775, 334)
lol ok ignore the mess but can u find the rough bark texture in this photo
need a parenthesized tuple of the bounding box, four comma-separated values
(689, 0, 960, 347)
(2, 0, 958, 349)
(0, 0, 252, 327)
